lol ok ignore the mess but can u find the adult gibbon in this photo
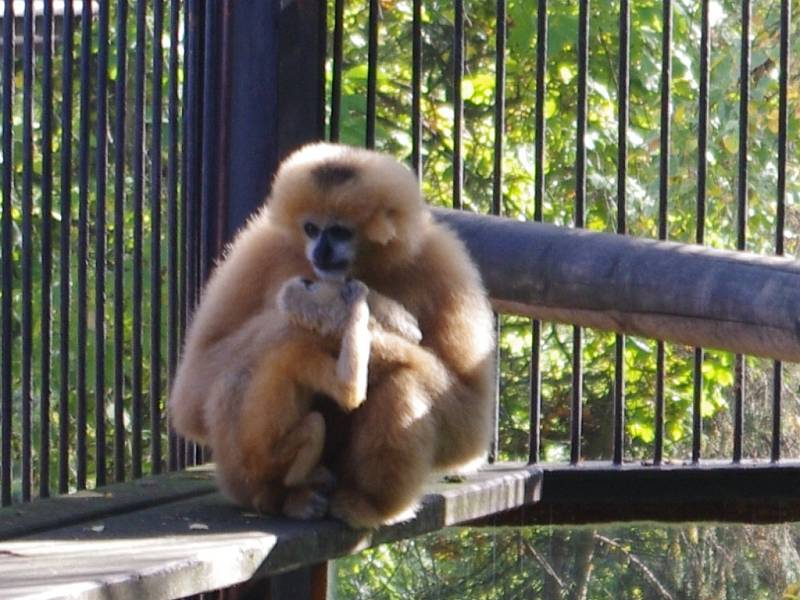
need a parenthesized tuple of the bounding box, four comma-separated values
(170, 143, 495, 528)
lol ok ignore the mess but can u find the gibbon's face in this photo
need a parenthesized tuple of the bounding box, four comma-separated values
(301, 218, 356, 281)
(269, 143, 430, 276)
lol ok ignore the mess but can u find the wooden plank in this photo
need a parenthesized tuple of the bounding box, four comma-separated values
(0, 465, 217, 541)
(436, 209, 800, 362)
(0, 464, 541, 600)
(468, 460, 800, 526)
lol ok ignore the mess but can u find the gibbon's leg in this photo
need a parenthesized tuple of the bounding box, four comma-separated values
(330, 367, 438, 529)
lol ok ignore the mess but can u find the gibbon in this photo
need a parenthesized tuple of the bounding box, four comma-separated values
(170, 143, 496, 528)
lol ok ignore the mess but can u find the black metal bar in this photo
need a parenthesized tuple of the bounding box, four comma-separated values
(693, 0, 710, 464)
(39, 0, 55, 499)
(733, 0, 750, 464)
(167, 0, 181, 472)
(365, 0, 378, 149)
(529, 0, 547, 465)
(130, 0, 147, 479)
(489, 0, 506, 464)
(58, 0, 75, 495)
(184, 0, 204, 467)
(76, 0, 93, 491)
(200, 0, 220, 287)
(773, 0, 790, 463)
(654, 0, 671, 466)
(0, 0, 11, 507)
(150, 0, 165, 475)
(571, 0, 589, 465)
(179, 0, 192, 470)
(21, 0, 34, 502)
(330, 0, 344, 142)
(113, 0, 129, 483)
(185, 0, 202, 323)
(614, 0, 630, 466)
(94, 0, 110, 488)
(411, 0, 422, 175)
(452, 0, 464, 210)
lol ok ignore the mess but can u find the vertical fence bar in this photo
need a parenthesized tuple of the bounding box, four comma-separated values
(76, 0, 94, 490)
(113, 0, 129, 483)
(411, 0, 422, 176)
(654, 0, 671, 466)
(571, 0, 589, 465)
(529, 0, 547, 465)
(693, 0, 710, 464)
(0, 0, 11, 507)
(167, 0, 181, 472)
(151, 0, 165, 475)
(613, 0, 630, 466)
(733, 0, 750, 464)
(365, 0, 378, 149)
(59, 0, 75, 495)
(200, 0, 220, 288)
(452, 0, 464, 210)
(184, 0, 204, 466)
(95, 0, 110, 488)
(330, 0, 344, 142)
(772, 0, 789, 463)
(489, 0, 506, 463)
(21, 0, 34, 502)
(131, 0, 147, 479)
(40, 0, 55, 498)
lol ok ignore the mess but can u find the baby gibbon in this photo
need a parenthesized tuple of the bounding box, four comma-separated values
(177, 275, 422, 519)
(170, 143, 495, 528)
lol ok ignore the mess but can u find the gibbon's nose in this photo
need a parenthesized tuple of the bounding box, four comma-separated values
(312, 236, 335, 268)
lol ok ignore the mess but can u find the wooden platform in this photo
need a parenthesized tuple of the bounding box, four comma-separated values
(0, 464, 541, 599)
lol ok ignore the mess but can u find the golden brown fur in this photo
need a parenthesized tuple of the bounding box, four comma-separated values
(170, 143, 496, 527)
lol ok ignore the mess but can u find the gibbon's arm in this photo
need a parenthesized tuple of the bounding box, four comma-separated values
(170, 303, 288, 443)
(170, 216, 308, 442)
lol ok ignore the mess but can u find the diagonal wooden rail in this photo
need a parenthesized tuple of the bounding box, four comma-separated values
(437, 209, 800, 362)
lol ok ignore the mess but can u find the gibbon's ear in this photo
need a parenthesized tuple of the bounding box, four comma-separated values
(364, 210, 397, 245)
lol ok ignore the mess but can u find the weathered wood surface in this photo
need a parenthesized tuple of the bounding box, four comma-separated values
(0, 465, 217, 541)
(0, 464, 541, 600)
(436, 209, 800, 362)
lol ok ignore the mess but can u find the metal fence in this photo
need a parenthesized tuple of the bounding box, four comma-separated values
(0, 0, 797, 515)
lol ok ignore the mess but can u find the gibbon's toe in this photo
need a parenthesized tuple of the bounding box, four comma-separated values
(282, 487, 330, 520)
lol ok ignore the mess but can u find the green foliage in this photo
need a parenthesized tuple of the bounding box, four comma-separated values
(328, 0, 800, 465)
(328, 0, 800, 596)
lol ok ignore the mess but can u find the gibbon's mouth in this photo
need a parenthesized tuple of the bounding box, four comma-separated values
(313, 262, 349, 281)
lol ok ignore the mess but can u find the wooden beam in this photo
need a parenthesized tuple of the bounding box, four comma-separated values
(436, 209, 800, 362)
(0, 465, 541, 600)
(468, 461, 800, 525)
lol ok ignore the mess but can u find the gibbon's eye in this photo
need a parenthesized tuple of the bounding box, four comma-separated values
(303, 222, 320, 238)
(327, 224, 354, 242)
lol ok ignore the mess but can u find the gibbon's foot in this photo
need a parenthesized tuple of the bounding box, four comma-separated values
(282, 487, 330, 520)
(329, 487, 387, 529)
(250, 486, 283, 516)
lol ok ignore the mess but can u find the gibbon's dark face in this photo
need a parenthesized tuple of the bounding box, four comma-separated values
(302, 219, 356, 281)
